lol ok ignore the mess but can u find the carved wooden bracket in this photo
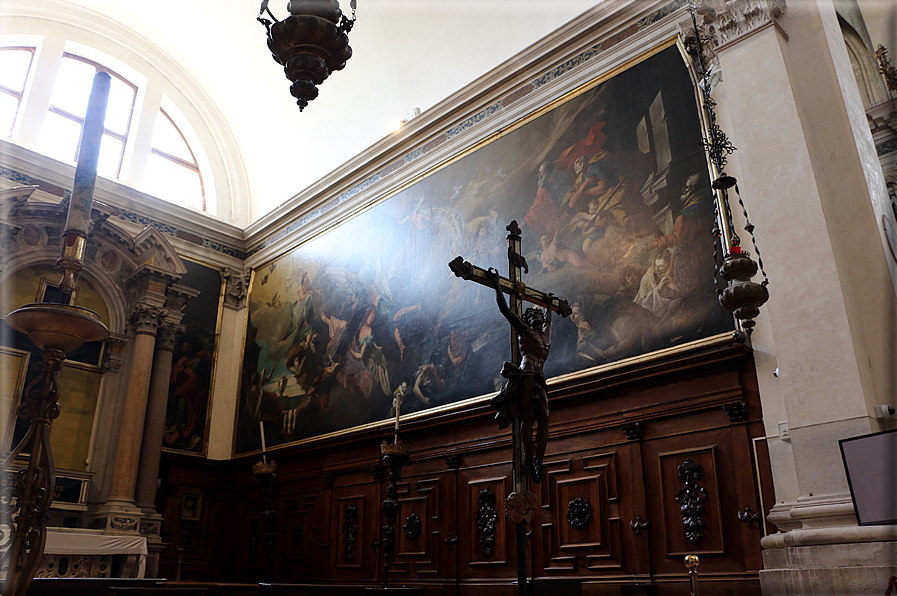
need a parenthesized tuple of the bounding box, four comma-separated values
(738, 506, 762, 529)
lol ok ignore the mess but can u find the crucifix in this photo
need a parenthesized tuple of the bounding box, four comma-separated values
(449, 220, 571, 595)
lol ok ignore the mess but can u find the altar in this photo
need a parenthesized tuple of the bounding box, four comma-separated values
(34, 528, 147, 579)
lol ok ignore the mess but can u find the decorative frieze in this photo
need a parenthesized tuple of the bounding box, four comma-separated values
(693, 0, 787, 50)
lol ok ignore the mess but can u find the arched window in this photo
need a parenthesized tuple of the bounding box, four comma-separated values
(146, 107, 207, 213)
(38, 53, 137, 179)
(0, 46, 35, 138)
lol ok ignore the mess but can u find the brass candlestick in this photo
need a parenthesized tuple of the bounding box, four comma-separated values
(379, 439, 411, 588)
(0, 71, 110, 596)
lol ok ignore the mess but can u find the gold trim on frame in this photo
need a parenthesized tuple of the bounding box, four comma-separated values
(238, 331, 738, 457)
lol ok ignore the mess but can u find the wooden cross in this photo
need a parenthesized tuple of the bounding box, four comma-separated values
(448, 220, 570, 595)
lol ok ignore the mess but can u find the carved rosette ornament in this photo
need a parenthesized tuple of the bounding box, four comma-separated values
(222, 268, 252, 309)
(675, 459, 708, 545)
(127, 305, 164, 337)
(402, 513, 421, 540)
(566, 497, 593, 529)
(475, 488, 498, 558)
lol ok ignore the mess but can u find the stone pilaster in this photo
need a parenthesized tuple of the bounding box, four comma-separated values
(692, 0, 897, 592)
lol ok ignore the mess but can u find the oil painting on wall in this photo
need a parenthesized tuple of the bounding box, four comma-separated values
(163, 260, 222, 454)
(235, 44, 733, 454)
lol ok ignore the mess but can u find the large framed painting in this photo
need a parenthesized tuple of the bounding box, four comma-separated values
(163, 259, 224, 455)
(235, 41, 733, 454)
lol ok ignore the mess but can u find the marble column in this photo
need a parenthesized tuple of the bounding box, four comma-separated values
(92, 304, 163, 534)
(135, 320, 178, 512)
(134, 319, 177, 576)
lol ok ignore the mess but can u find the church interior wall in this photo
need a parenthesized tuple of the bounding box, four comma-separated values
(0, 0, 896, 593)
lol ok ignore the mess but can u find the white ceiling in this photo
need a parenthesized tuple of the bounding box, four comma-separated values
(52, 0, 599, 223)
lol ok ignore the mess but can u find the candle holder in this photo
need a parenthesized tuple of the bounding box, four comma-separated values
(379, 439, 411, 588)
(252, 460, 279, 581)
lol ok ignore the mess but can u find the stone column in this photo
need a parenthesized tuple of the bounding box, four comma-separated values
(134, 319, 178, 576)
(92, 304, 163, 534)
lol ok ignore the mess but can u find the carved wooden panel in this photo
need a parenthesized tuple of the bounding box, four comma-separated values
(394, 475, 444, 577)
(457, 467, 513, 576)
(329, 483, 381, 580)
(657, 446, 725, 556)
(538, 451, 624, 574)
(280, 493, 326, 578)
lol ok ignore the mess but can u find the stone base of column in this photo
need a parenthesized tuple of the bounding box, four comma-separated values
(139, 509, 166, 578)
(760, 524, 897, 595)
(89, 498, 143, 535)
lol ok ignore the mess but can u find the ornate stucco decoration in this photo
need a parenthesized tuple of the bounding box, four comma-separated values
(222, 267, 252, 309)
(693, 0, 787, 51)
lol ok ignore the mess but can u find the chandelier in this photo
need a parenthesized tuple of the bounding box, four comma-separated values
(258, 0, 356, 110)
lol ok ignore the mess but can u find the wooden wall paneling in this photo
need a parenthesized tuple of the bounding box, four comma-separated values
(458, 464, 513, 578)
(330, 489, 374, 579)
(394, 473, 445, 578)
(657, 445, 725, 558)
(620, 437, 651, 579)
(279, 491, 328, 580)
(536, 447, 627, 577)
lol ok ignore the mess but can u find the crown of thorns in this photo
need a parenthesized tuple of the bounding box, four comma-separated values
(523, 307, 545, 324)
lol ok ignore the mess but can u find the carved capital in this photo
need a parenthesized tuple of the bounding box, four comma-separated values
(127, 304, 165, 336)
(222, 268, 251, 309)
(103, 335, 128, 373)
(155, 321, 180, 351)
(693, 0, 787, 50)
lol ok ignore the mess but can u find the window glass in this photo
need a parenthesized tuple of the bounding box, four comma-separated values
(0, 93, 19, 138)
(105, 75, 134, 135)
(146, 152, 205, 212)
(0, 47, 35, 138)
(97, 134, 124, 178)
(49, 56, 95, 117)
(39, 111, 81, 163)
(0, 49, 33, 91)
(152, 110, 193, 162)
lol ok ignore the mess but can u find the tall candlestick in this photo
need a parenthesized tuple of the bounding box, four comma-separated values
(259, 420, 267, 464)
(394, 393, 400, 444)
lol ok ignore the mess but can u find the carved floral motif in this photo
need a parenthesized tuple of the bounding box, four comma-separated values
(342, 505, 358, 562)
(403, 512, 422, 540)
(676, 459, 708, 545)
(566, 497, 593, 529)
(475, 488, 497, 558)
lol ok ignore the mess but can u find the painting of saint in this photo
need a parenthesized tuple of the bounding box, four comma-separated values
(234, 44, 733, 454)
(163, 260, 222, 454)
